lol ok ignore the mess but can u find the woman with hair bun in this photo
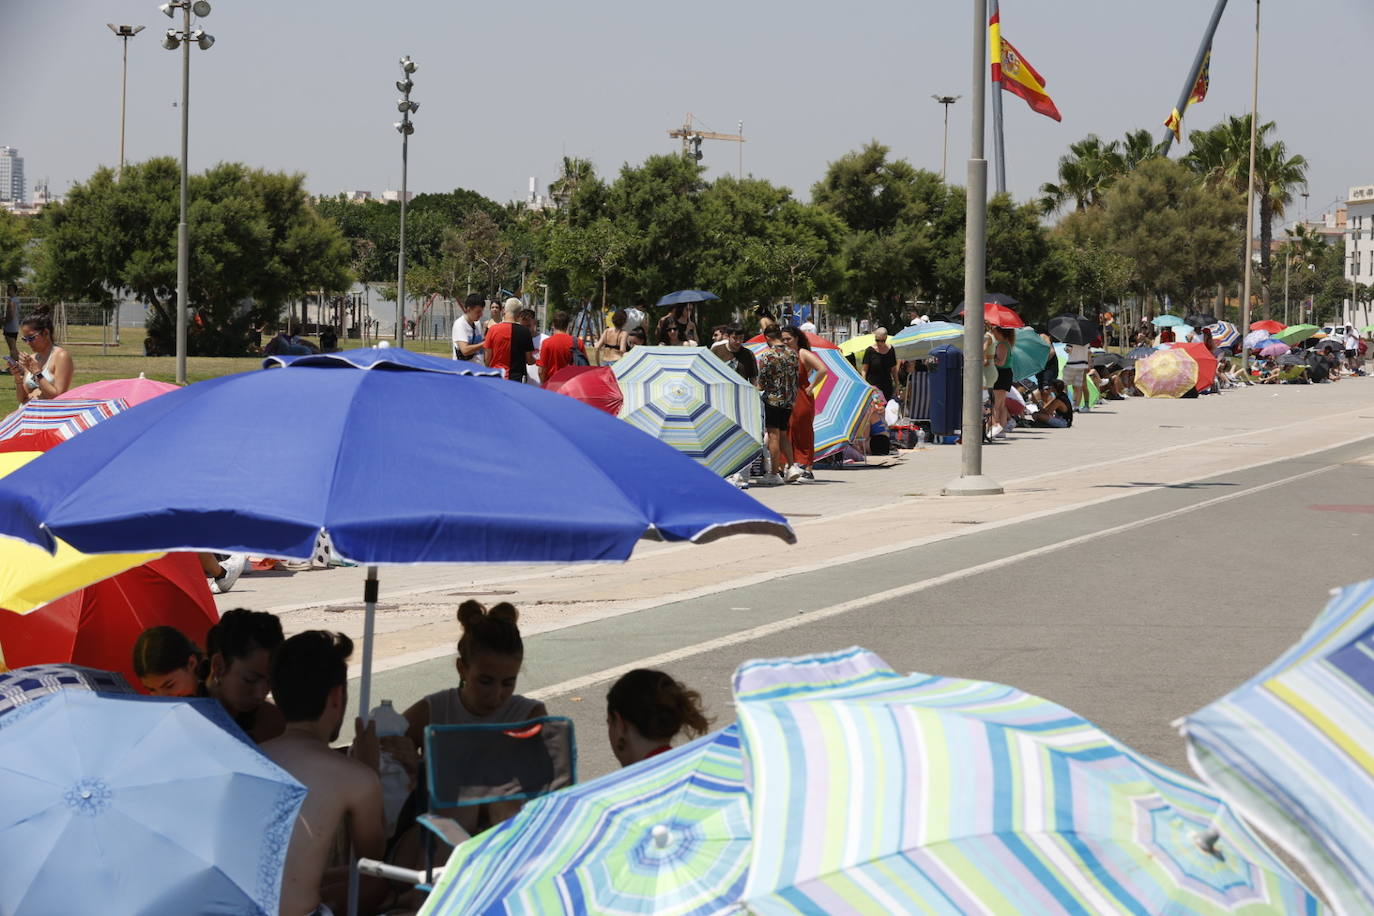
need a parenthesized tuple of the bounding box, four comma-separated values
(203, 608, 286, 743)
(402, 600, 546, 747)
(131, 625, 204, 697)
(606, 668, 711, 766)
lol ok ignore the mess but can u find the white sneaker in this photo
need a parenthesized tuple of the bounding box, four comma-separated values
(987, 424, 1003, 439)
(728, 471, 750, 489)
(784, 465, 803, 484)
(757, 473, 784, 486)
(213, 553, 246, 594)
(995, 427, 1007, 439)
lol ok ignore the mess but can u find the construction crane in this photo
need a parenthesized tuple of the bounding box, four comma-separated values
(667, 113, 745, 166)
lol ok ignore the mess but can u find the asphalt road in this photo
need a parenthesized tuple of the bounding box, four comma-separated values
(356, 435, 1374, 781)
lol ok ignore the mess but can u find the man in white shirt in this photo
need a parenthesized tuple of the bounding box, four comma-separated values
(451, 293, 486, 365)
(1343, 325, 1362, 374)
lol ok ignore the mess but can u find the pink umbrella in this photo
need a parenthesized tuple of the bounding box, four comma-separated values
(59, 374, 179, 407)
(1258, 342, 1290, 358)
(1135, 349, 1199, 398)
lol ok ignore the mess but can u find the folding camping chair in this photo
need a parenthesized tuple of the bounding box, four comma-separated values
(417, 717, 577, 879)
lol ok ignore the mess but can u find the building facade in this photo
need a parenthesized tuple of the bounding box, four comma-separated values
(1344, 186, 1374, 328)
(0, 147, 24, 203)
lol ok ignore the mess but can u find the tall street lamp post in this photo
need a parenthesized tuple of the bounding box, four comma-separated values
(944, 0, 1001, 497)
(107, 24, 144, 183)
(159, 0, 214, 386)
(932, 94, 960, 182)
(394, 56, 418, 347)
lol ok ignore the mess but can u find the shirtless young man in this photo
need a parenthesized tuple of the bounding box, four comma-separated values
(261, 632, 388, 916)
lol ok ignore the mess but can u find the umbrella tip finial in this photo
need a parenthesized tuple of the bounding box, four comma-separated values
(651, 825, 671, 849)
(1193, 828, 1223, 860)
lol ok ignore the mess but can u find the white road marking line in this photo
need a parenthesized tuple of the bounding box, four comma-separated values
(524, 462, 1337, 702)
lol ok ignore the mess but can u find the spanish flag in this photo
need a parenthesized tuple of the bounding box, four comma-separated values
(989, 13, 1062, 122)
(1164, 48, 1211, 141)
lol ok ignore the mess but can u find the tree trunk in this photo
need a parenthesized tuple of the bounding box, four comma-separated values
(1258, 198, 1275, 318)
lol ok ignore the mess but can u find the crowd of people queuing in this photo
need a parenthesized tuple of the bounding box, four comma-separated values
(128, 603, 709, 916)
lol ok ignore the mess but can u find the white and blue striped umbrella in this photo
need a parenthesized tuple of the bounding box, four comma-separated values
(1182, 578, 1374, 915)
(613, 347, 762, 477)
(1206, 321, 1241, 350)
(890, 321, 964, 360)
(735, 653, 1321, 915)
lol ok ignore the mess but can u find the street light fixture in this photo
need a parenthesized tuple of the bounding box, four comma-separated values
(393, 56, 417, 347)
(107, 24, 144, 183)
(160, 0, 214, 386)
(931, 94, 961, 183)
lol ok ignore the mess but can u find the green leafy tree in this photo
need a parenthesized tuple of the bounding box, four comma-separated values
(1039, 129, 1163, 218)
(603, 154, 708, 302)
(1064, 157, 1244, 308)
(444, 210, 513, 297)
(544, 217, 631, 310)
(1184, 115, 1308, 316)
(34, 158, 351, 355)
(0, 208, 27, 290)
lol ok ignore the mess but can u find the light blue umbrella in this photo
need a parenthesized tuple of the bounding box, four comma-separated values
(733, 652, 1322, 915)
(1154, 314, 1187, 327)
(0, 689, 306, 916)
(889, 321, 964, 359)
(1182, 577, 1374, 914)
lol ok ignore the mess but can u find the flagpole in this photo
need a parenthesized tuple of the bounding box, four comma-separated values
(945, 0, 1002, 498)
(1160, 0, 1231, 153)
(1239, 0, 1260, 377)
(989, 0, 1007, 195)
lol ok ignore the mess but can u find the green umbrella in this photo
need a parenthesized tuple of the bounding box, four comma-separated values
(1276, 324, 1320, 345)
(1359, 325, 1374, 335)
(1008, 327, 1051, 381)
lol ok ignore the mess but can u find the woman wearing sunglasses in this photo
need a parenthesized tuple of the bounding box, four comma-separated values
(8, 313, 73, 403)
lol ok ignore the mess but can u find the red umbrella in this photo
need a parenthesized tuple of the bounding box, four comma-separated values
(959, 302, 1026, 328)
(1249, 320, 1285, 334)
(0, 551, 217, 690)
(546, 365, 624, 416)
(745, 330, 839, 349)
(0, 429, 68, 453)
(1165, 341, 1218, 390)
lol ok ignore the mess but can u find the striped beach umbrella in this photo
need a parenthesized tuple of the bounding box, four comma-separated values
(1182, 578, 1374, 914)
(890, 321, 963, 359)
(1206, 321, 1241, 350)
(735, 661, 1321, 915)
(613, 346, 762, 477)
(0, 398, 129, 444)
(810, 349, 875, 460)
(420, 726, 751, 916)
(1135, 348, 1199, 398)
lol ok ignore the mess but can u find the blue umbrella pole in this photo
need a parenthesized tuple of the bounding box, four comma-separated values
(349, 565, 380, 916)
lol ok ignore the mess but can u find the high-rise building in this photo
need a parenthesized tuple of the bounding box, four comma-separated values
(0, 147, 24, 203)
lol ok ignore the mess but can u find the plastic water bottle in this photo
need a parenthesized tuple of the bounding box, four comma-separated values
(916, 427, 927, 449)
(369, 699, 408, 736)
(368, 700, 411, 834)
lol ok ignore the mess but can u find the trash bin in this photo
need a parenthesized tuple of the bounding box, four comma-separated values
(928, 344, 963, 438)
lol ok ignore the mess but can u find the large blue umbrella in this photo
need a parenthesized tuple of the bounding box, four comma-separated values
(0, 689, 306, 916)
(0, 348, 794, 718)
(656, 290, 719, 307)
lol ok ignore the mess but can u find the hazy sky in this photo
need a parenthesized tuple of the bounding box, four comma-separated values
(4, 0, 1371, 230)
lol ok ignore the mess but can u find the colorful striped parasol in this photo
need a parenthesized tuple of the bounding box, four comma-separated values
(889, 321, 964, 359)
(1135, 348, 1200, 398)
(735, 655, 1321, 914)
(1182, 578, 1374, 914)
(420, 650, 900, 916)
(613, 346, 763, 477)
(0, 398, 129, 443)
(1206, 321, 1241, 350)
(810, 349, 875, 460)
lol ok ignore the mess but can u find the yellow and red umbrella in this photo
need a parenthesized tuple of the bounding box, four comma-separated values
(1135, 349, 1199, 398)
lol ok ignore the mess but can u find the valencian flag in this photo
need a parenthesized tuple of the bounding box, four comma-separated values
(989, 13, 1062, 122)
(1164, 47, 1212, 141)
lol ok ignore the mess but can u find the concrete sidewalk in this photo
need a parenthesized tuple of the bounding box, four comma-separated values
(216, 378, 1374, 678)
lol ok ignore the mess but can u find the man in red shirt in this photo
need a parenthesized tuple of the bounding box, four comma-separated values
(537, 311, 585, 387)
(483, 298, 535, 381)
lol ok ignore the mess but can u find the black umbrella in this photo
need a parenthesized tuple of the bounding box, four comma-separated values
(1185, 313, 1218, 328)
(1092, 353, 1123, 371)
(1126, 346, 1157, 360)
(1277, 353, 1307, 367)
(1048, 314, 1102, 346)
(1316, 338, 1345, 351)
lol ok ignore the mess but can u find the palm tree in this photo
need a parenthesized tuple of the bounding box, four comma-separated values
(1184, 116, 1307, 315)
(1119, 128, 1165, 170)
(1039, 135, 1122, 215)
(548, 157, 597, 211)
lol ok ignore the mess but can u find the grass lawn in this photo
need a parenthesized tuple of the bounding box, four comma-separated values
(4, 325, 459, 412)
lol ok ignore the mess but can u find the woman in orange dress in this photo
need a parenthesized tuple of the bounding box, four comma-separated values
(781, 325, 827, 482)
